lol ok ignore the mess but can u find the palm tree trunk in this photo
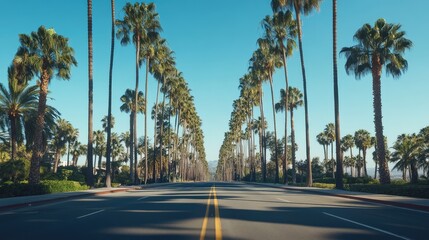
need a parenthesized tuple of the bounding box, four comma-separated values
(29, 71, 49, 185)
(332, 0, 343, 189)
(374, 161, 378, 179)
(129, 112, 134, 182)
(258, 84, 266, 182)
(294, 8, 312, 186)
(53, 148, 61, 173)
(105, 0, 115, 188)
(372, 55, 390, 184)
(153, 81, 160, 182)
(268, 76, 279, 183)
(144, 56, 149, 184)
(67, 141, 71, 166)
(363, 148, 368, 177)
(86, 0, 94, 188)
(282, 49, 289, 185)
(331, 143, 334, 178)
(290, 108, 297, 183)
(159, 78, 167, 182)
(9, 116, 17, 161)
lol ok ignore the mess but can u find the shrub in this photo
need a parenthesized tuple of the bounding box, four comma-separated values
(312, 183, 335, 189)
(345, 184, 429, 199)
(0, 159, 30, 183)
(0, 180, 89, 198)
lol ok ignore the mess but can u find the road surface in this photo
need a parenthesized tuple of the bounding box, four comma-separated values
(0, 182, 427, 239)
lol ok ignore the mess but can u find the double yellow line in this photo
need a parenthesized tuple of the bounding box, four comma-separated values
(200, 185, 222, 240)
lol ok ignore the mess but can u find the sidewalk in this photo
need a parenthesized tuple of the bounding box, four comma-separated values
(0, 184, 160, 211)
(247, 182, 429, 212)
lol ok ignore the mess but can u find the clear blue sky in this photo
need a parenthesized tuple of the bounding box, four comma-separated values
(1, 0, 428, 170)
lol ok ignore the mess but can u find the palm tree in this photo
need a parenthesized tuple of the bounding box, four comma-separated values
(70, 141, 86, 166)
(331, 0, 343, 189)
(287, 87, 303, 183)
(341, 134, 355, 176)
(264, 10, 297, 184)
(14, 26, 77, 185)
(316, 132, 329, 173)
(354, 129, 371, 177)
(105, 0, 116, 188)
(120, 89, 144, 182)
(391, 134, 420, 184)
(0, 78, 38, 161)
(86, 0, 94, 187)
(324, 123, 336, 178)
(66, 126, 78, 166)
(271, 0, 322, 187)
(251, 39, 282, 183)
(93, 130, 105, 171)
(116, 2, 162, 185)
(52, 119, 71, 173)
(341, 19, 413, 184)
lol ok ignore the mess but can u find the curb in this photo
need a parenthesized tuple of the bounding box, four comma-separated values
(0, 186, 142, 212)
(246, 182, 429, 212)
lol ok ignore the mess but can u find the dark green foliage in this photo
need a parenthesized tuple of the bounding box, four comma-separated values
(345, 184, 429, 199)
(0, 180, 88, 198)
(0, 159, 30, 183)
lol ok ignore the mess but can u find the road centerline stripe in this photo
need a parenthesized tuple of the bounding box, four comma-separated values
(323, 212, 410, 240)
(213, 185, 222, 240)
(277, 198, 292, 203)
(200, 186, 213, 240)
(76, 209, 105, 219)
(137, 196, 149, 201)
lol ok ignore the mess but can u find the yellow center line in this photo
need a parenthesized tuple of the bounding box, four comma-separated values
(200, 185, 222, 240)
(213, 185, 222, 240)
(200, 186, 213, 240)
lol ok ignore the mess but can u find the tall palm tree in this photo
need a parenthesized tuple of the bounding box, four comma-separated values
(14, 26, 77, 185)
(331, 0, 343, 189)
(86, 0, 94, 187)
(263, 10, 297, 184)
(325, 123, 336, 178)
(0, 79, 38, 161)
(252, 39, 282, 183)
(105, 0, 116, 188)
(116, 2, 162, 184)
(272, 0, 321, 187)
(341, 19, 412, 184)
(120, 89, 144, 182)
(287, 87, 303, 183)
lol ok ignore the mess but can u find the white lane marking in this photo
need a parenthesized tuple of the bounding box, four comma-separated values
(277, 198, 292, 203)
(137, 196, 149, 201)
(323, 212, 410, 240)
(76, 209, 105, 219)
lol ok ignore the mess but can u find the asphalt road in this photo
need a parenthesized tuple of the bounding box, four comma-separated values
(0, 182, 428, 240)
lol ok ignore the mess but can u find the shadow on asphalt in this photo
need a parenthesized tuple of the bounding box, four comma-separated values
(1, 182, 424, 240)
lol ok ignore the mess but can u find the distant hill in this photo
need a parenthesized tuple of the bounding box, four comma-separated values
(208, 160, 218, 180)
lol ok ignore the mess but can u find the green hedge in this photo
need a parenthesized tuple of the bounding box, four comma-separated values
(345, 184, 429, 199)
(0, 180, 89, 198)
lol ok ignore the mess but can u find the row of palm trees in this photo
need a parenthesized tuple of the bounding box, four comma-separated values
(217, 0, 321, 185)
(0, 1, 208, 186)
(217, 0, 415, 187)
